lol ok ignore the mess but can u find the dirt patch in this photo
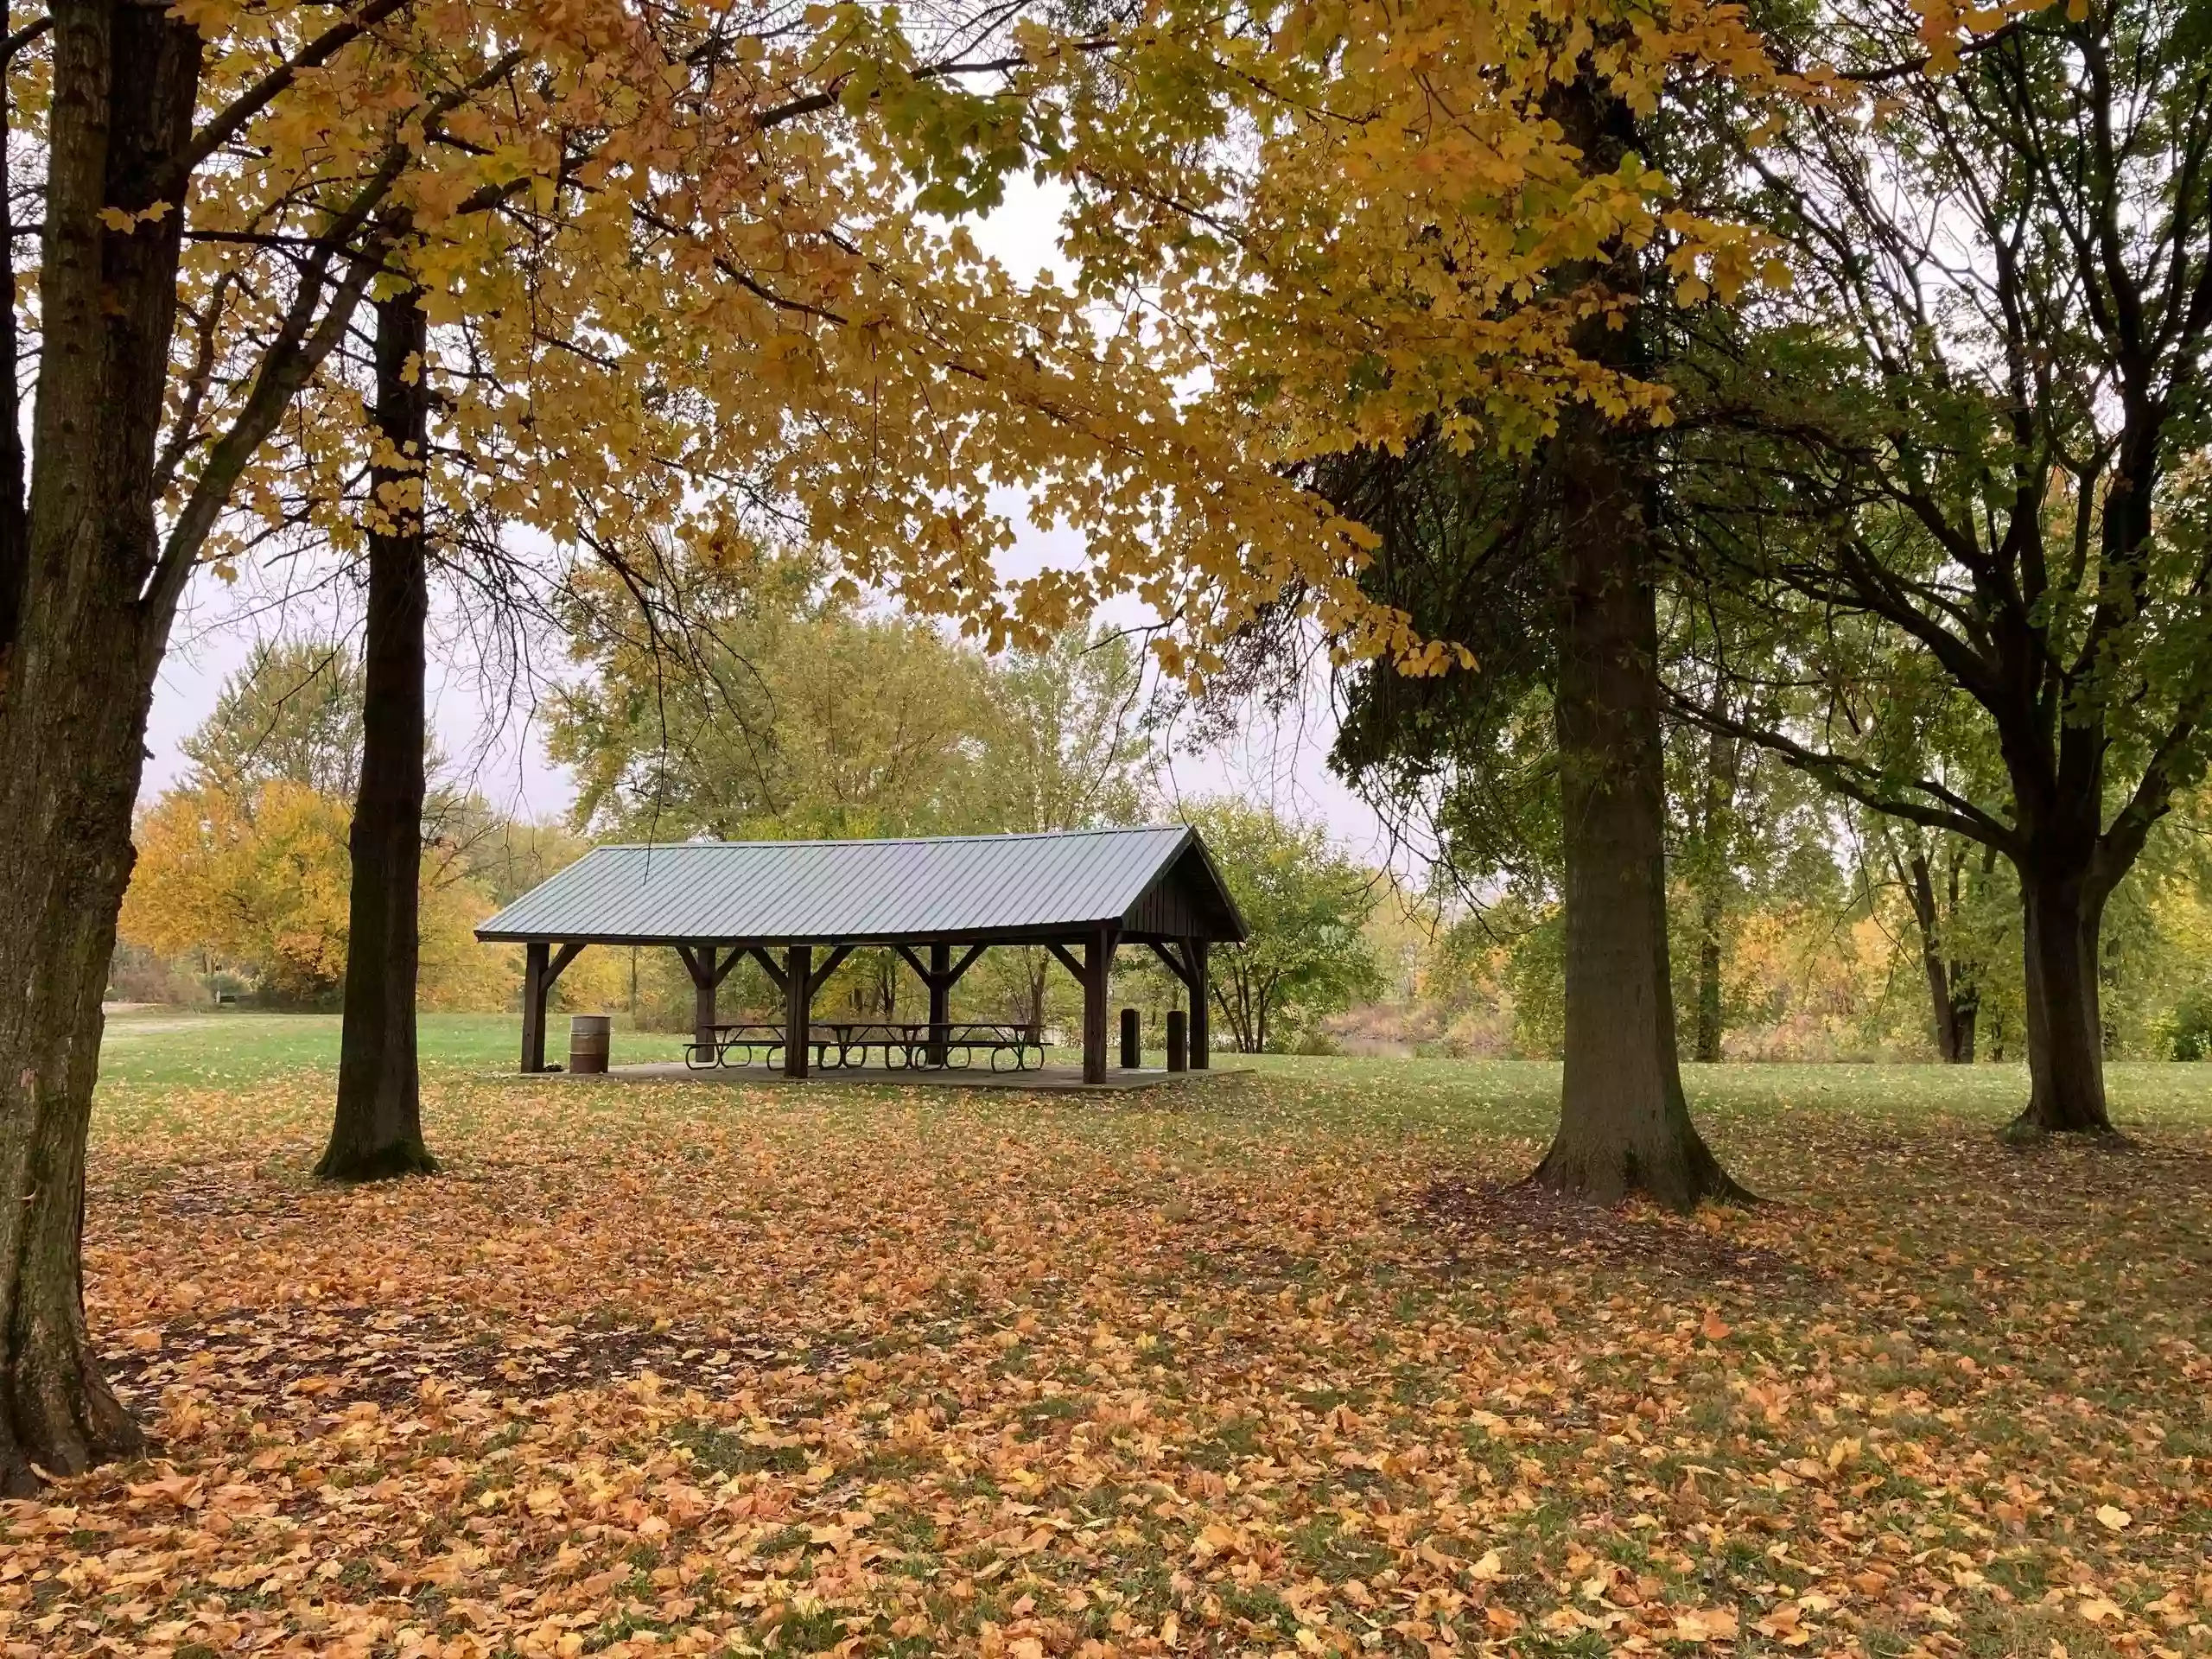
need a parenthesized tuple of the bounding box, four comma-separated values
(1414, 1178, 1813, 1289)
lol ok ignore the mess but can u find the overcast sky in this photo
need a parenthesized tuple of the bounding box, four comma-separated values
(142, 176, 1400, 862)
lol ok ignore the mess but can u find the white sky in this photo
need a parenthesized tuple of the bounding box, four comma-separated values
(142, 176, 1397, 863)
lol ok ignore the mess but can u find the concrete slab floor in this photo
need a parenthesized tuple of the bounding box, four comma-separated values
(533, 1061, 1246, 1094)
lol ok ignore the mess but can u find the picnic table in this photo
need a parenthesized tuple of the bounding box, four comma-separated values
(685, 1020, 1042, 1072)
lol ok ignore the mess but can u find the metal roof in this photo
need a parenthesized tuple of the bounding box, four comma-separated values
(475, 825, 1247, 946)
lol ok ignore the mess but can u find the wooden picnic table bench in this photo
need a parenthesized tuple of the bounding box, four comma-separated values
(685, 1020, 1042, 1072)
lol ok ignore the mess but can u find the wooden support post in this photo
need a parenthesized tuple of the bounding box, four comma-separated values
(1189, 938, 1211, 1070)
(522, 941, 550, 1073)
(1082, 926, 1116, 1084)
(693, 945, 718, 1053)
(784, 944, 813, 1079)
(1120, 1006, 1141, 1070)
(928, 941, 951, 1065)
(1166, 1008, 1188, 1072)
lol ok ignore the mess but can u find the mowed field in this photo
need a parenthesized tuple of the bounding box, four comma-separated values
(4, 1009, 2207, 1657)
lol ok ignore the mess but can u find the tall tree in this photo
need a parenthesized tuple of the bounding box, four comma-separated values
(181, 641, 367, 798)
(553, 553, 1000, 842)
(984, 626, 1149, 834)
(1881, 828, 2002, 1065)
(1674, 0, 2212, 1132)
(1051, 0, 1787, 1203)
(321, 289, 437, 1180)
(1530, 63, 1745, 1206)
(1187, 799, 1381, 1054)
(0, 0, 205, 1491)
(982, 626, 1152, 1031)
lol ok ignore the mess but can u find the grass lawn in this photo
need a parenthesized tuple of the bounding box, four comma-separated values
(3, 1012, 2205, 1656)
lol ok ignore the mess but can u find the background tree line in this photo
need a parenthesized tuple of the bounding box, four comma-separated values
(114, 570, 1395, 1052)
(117, 615, 2212, 1065)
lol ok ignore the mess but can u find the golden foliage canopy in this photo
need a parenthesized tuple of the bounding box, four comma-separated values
(120, 781, 508, 1007)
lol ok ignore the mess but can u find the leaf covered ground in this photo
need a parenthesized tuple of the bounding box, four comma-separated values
(7, 1016, 2209, 1658)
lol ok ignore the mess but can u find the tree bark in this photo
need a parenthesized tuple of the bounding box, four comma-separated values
(0, 0, 205, 1491)
(2015, 863, 2113, 1134)
(0, 11, 28, 683)
(1692, 925, 1725, 1064)
(1690, 725, 1738, 1063)
(1897, 850, 1965, 1063)
(321, 290, 437, 1181)
(1528, 63, 1746, 1211)
(1536, 451, 1748, 1207)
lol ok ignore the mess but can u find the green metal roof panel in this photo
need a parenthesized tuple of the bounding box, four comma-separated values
(474, 825, 1247, 945)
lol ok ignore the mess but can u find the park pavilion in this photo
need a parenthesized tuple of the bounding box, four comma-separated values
(475, 824, 1246, 1084)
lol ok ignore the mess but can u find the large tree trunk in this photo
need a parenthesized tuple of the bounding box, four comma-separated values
(321, 291, 437, 1182)
(1535, 448, 1747, 1207)
(0, 24, 27, 672)
(1529, 66, 1746, 1212)
(0, 0, 204, 1491)
(2015, 861, 2113, 1134)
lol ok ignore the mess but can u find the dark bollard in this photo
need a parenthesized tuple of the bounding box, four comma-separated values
(1120, 1006, 1141, 1069)
(1166, 1009, 1188, 1072)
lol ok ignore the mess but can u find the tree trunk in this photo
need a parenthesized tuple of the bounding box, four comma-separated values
(1897, 851, 1967, 1063)
(0, 17, 27, 680)
(1024, 950, 1048, 1034)
(1528, 69, 1746, 1212)
(1692, 899, 1726, 1064)
(1690, 724, 1738, 1063)
(321, 290, 437, 1182)
(2015, 863, 2113, 1134)
(1536, 454, 1747, 1206)
(1923, 944, 1961, 1063)
(0, 0, 205, 1491)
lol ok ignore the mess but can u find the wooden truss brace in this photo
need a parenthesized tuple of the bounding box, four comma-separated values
(892, 942, 988, 988)
(1147, 940, 1196, 988)
(678, 944, 858, 995)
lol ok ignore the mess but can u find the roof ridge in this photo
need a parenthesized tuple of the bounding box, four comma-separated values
(586, 823, 1187, 851)
(474, 819, 1247, 945)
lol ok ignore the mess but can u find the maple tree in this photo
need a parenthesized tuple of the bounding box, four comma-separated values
(119, 778, 506, 1008)
(1019, 0, 1816, 1205)
(323, 289, 440, 1182)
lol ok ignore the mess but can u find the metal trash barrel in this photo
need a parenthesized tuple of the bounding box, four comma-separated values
(569, 1014, 611, 1074)
(1166, 1009, 1188, 1072)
